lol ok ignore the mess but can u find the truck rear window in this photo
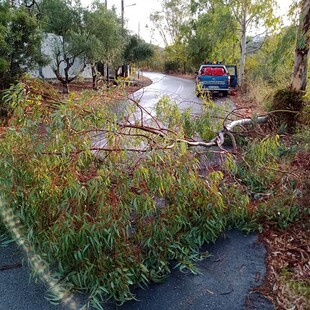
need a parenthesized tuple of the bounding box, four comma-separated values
(200, 67, 226, 76)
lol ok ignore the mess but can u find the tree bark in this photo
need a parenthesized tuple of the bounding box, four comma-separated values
(107, 65, 110, 86)
(62, 82, 69, 94)
(291, 0, 310, 91)
(91, 63, 97, 90)
(239, 8, 247, 89)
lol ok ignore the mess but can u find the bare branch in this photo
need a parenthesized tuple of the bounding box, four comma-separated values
(224, 116, 269, 131)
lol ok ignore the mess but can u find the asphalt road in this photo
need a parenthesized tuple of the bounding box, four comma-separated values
(133, 72, 203, 114)
(117, 230, 273, 310)
(0, 230, 273, 310)
(0, 242, 69, 310)
(93, 72, 233, 151)
(0, 74, 274, 310)
(132, 72, 233, 116)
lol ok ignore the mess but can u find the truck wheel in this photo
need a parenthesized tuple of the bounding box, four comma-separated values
(222, 91, 228, 97)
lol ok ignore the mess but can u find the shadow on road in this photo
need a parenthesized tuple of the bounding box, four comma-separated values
(0, 230, 274, 310)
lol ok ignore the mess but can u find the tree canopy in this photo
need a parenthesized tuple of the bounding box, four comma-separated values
(0, 0, 44, 89)
(187, 2, 239, 67)
(224, 0, 279, 87)
(152, 0, 281, 83)
(84, 2, 123, 67)
(123, 35, 154, 64)
(150, 0, 191, 47)
(0, 0, 154, 92)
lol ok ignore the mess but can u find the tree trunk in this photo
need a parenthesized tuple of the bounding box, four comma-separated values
(64, 63, 70, 94)
(291, 0, 310, 91)
(91, 63, 97, 90)
(239, 14, 247, 89)
(107, 65, 110, 86)
(62, 82, 69, 94)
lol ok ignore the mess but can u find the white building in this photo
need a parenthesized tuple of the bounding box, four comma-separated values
(32, 33, 92, 80)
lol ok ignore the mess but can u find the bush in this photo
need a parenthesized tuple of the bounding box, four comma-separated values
(245, 78, 274, 107)
(269, 89, 304, 132)
(164, 60, 180, 73)
(221, 136, 300, 232)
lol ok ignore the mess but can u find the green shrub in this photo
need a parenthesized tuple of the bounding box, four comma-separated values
(269, 89, 304, 132)
(221, 136, 300, 230)
(164, 60, 180, 73)
(236, 136, 280, 193)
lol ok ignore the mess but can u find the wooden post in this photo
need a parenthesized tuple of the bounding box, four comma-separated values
(121, 0, 124, 31)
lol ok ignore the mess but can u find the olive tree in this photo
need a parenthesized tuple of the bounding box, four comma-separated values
(40, 0, 88, 93)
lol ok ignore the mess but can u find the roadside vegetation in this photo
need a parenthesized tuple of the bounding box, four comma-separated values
(0, 0, 309, 309)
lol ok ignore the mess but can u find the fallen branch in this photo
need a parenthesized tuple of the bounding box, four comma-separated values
(0, 263, 22, 271)
(224, 115, 269, 131)
(176, 115, 270, 152)
(35, 115, 271, 157)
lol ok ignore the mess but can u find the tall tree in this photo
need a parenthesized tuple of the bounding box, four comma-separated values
(291, 0, 310, 91)
(84, 2, 123, 89)
(40, 0, 87, 93)
(150, 0, 191, 47)
(165, 39, 191, 73)
(0, 0, 44, 89)
(224, 0, 279, 88)
(194, 0, 278, 87)
(188, 1, 239, 67)
(123, 35, 154, 64)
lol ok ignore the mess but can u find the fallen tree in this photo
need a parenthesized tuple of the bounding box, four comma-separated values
(0, 79, 303, 308)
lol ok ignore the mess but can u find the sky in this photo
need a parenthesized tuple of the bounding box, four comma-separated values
(106, 0, 163, 45)
(82, 0, 294, 46)
(83, 0, 163, 45)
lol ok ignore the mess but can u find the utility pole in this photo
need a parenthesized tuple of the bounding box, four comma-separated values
(121, 0, 125, 77)
(121, 1, 136, 32)
(121, 0, 124, 31)
(120, 0, 136, 77)
(104, 0, 108, 84)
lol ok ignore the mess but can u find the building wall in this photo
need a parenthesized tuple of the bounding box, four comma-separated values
(32, 33, 93, 79)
